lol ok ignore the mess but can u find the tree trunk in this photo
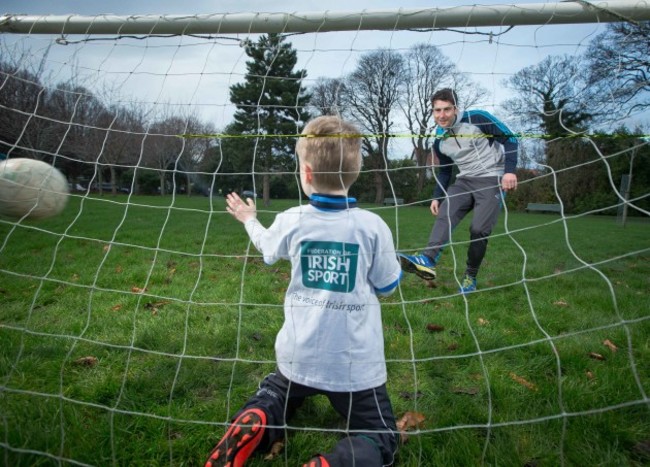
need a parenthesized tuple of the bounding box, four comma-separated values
(413, 146, 428, 193)
(110, 166, 118, 195)
(263, 173, 271, 207)
(373, 170, 384, 204)
(159, 172, 166, 196)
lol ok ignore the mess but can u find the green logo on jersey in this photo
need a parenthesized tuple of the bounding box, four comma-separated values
(300, 241, 358, 292)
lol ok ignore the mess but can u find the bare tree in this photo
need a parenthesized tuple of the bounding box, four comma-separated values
(585, 20, 650, 114)
(400, 43, 486, 193)
(502, 54, 596, 140)
(0, 41, 149, 194)
(308, 77, 347, 116)
(139, 106, 215, 196)
(42, 82, 127, 192)
(0, 40, 55, 161)
(48, 83, 101, 156)
(0, 65, 55, 161)
(177, 115, 216, 196)
(141, 109, 186, 196)
(98, 104, 147, 194)
(342, 49, 406, 203)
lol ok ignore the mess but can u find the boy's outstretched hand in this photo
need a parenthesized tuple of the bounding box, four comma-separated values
(226, 192, 257, 223)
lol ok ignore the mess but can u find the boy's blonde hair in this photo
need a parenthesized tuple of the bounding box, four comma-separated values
(296, 116, 362, 191)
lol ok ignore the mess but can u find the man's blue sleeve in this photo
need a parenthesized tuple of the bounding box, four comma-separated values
(502, 139, 518, 174)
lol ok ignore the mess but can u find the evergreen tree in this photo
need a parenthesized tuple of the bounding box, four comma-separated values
(229, 34, 311, 205)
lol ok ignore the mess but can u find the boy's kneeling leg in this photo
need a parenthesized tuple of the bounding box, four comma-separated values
(317, 434, 390, 466)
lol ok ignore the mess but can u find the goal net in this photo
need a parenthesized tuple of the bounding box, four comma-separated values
(1, 3, 649, 466)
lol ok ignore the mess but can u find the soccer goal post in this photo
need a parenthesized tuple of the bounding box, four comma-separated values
(1, 1, 650, 35)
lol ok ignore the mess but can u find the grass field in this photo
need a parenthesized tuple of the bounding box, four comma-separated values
(1, 194, 649, 466)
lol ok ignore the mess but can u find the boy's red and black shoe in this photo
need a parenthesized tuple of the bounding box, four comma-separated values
(302, 455, 330, 467)
(205, 408, 267, 467)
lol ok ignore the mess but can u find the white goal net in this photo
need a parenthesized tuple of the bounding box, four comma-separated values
(1, 2, 649, 466)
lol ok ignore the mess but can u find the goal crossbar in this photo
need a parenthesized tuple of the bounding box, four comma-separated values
(1, 1, 649, 35)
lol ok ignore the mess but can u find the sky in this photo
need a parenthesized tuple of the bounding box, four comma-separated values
(2, 1, 646, 157)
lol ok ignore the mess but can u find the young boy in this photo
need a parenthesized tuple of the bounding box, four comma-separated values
(205, 115, 402, 467)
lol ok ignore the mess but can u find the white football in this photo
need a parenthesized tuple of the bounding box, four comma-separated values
(0, 158, 69, 220)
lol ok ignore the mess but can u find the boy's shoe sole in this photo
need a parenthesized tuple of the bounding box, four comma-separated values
(398, 253, 437, 281)
(205, 408, 266, 467)
(303, 455, 330, 467)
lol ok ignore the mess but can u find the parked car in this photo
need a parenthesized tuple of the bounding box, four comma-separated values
(241, 190, 257, 198)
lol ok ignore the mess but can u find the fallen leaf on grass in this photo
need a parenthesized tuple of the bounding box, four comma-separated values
(586, 370, 595, 380)
(73, 356, 98, 367)
(263, 440, 285, 460)
(632, 438, 650, 461)
(451, 386, 479, 395)
(399, 391, 423, 401)
(115, 265, 123, 273)
(397, 411, 425, 430)
(553, 299, 569, 306)
(144, 301, 168, 315)
(426, 323, 444, 332)
(131, 286, 147, 294)
(524, 458, 541, 467)
(477, 318, 489, 326)
(111, 304, 122, 311)
(396, 411, 425, 444)
(165, 268, 177, 284)
(425, 280, 437, 288)
(603, 339, 618, 352)
(447, 342, 459, 351)
(509, 372, 538, 391)
(588, 352, 606, 361)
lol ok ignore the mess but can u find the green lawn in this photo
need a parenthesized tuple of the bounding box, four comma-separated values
(1, 194, 649, 466)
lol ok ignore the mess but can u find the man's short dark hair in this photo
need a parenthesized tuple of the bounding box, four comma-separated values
(431, 88, 458, 106)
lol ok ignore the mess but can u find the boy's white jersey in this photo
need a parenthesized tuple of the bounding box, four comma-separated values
(244, 203, 401, 392)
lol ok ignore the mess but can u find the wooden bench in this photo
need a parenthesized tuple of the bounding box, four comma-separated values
(526, 203, 561, 214)
(383, 197, 404, 206)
